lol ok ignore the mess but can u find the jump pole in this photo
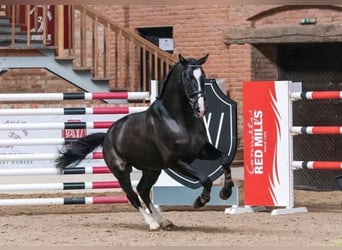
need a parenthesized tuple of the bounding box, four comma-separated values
(0, 152, 103, 161)
(0, 180, 138, 192)
(0, 121, 114, 130)
(0, 166, 111, 176)
(0, 106, 147, 116)
(0, 91, 149, 102)
(0, 196, 129, 206)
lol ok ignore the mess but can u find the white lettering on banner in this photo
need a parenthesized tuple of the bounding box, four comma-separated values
(246, 110, 264, 174)
(203, 112, 225, 148)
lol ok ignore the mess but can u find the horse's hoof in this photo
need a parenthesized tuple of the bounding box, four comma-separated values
(219, 186, 232, 200)
(193, 196, 209, 209)
(160, 219, 175, 230)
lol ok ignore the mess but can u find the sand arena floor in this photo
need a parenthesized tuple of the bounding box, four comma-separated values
(0, 180, 341, 246)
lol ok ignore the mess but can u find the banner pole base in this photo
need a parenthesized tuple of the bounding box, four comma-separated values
(271, 206, 308, 216)
(224, 205, 266, 215)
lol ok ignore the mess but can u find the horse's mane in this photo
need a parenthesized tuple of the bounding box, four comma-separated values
(157, 62, 180, 99)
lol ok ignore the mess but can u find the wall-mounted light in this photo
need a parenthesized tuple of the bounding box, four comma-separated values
(300, 18, 317, 25)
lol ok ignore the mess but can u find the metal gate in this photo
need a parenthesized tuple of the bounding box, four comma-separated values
(278, 43, 342, 190)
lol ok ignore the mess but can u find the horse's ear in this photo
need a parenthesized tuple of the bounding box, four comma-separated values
(179, 54, 188, 66)
(197, 54, 209, 65)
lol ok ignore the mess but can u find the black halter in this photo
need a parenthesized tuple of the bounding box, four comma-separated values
(182, 65, 206, 111)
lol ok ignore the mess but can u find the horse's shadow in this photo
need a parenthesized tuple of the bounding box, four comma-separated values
(109, 222, 234, 233)
(169, 225, 233, 233)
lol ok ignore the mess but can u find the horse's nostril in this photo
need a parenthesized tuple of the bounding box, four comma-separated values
(195, 107, 205, 118)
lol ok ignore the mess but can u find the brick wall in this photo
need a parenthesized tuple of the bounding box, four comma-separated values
(0, 68, 104, 109)
(2, 69, 73, 94)
(135, 5, 230, 100)
(94, 5, 231, 84)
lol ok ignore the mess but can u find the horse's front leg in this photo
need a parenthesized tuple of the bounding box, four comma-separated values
(193, 176, 212, 208)
(219, 155, 235, 200)
(198, 142, 235, 200)
(172, 160, 212, 208)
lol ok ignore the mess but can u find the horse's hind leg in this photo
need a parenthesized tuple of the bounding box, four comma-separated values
(110, 166, 160, 230)
(103, 139, 159, 230)
(137, 169, 174, 230)
(219, 155, 235, 200)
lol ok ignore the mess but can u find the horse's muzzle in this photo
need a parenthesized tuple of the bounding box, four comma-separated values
(196, 96, 205, 118)
(193, 94, 206, 118)
(189, 91, 206, 118)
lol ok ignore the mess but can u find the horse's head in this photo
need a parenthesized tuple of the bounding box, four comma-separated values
(179, 54, 209, 118)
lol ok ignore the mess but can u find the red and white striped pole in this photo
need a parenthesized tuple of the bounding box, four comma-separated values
(291, 91, 342, 100)
(0, 106, 147, 116)
(291, 126, 342, 135)
(0, 91, 150, 102)
(292, 161, 342, 170)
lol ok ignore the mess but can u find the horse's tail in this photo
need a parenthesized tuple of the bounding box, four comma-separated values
(55, 132, 105, 170)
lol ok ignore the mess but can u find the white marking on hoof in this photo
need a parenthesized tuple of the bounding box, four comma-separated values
(149, 221, 160, 231)
(139, 207, 160, 230)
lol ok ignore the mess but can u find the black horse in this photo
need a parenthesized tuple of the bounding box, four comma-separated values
(56, 54, 234, 230)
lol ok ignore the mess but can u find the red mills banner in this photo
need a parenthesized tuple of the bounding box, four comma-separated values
(243, 81, 291, 207)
